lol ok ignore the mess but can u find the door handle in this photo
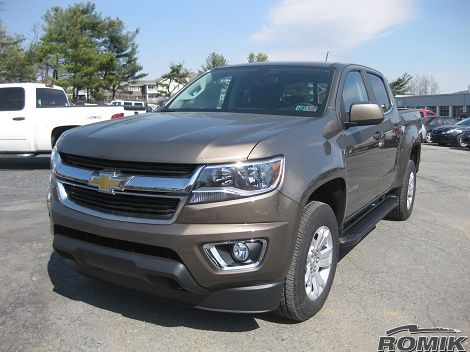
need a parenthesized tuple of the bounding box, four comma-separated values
(12, 117, 25, 121)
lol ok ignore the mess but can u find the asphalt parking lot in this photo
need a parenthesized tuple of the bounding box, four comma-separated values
(0, 144, 469, 352)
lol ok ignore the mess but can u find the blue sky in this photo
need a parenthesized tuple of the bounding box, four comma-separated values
(1, 0, 469, 92)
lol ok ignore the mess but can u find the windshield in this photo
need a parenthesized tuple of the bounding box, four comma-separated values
(424, 116, 437, 125)
(456, 118, 470, 126)
(165, 66, 334, 117)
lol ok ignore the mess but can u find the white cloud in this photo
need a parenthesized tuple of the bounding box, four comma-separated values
(251, 0, 414, 60)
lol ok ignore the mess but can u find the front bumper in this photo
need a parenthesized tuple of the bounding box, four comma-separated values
(49, 184, 300, 313)
(53, 233, 283, 312)
(431, 133, 459, 144)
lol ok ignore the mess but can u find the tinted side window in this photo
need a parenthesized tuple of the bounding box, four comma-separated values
(341, 71, 369, 113)
(367, 73, 392, 112)
(0, 87, 25, 111)
(36, 88, 69, 108)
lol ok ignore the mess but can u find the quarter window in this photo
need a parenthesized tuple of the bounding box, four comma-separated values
(367, 73, 392, 112)
(341, 71, 369, 113)
(36, 88, 69, 108)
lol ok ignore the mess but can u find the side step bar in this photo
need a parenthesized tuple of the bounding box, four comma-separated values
(339, 196, 398, 247)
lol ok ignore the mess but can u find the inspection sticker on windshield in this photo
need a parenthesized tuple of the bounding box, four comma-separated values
(295, 103, 317, 112)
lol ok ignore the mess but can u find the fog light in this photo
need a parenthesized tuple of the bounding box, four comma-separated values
(231, 242, 250, 263)
(203, 239, 266, 271)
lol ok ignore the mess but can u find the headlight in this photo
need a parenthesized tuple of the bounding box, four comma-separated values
(189, 156, 284, 204)
(50, 131, 70, 174)
(50, 145, 58, 173)
(446, 128, 463, 134)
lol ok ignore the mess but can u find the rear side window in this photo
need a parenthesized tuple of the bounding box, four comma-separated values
(0, 87, 25, 111)
(341, 71, 369, 113)
(36, 88, 69, 108)
(367, 73, 392, 112)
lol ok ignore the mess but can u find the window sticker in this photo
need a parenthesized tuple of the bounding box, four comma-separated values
(295, 103, 317, 112)
(317, 83, 328, 104)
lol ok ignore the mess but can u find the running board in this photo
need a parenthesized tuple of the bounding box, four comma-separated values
(339, 196, 398, 247)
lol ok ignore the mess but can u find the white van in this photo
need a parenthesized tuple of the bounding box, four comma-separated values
(110, 100, 145, 108)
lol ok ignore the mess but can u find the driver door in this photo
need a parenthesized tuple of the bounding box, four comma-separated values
(340, 71, 382, 217)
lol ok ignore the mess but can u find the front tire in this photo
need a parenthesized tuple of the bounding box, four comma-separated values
(457, 135, 467, 148)
(425, 132, 432, 143)
(386, 160, 416, 221)
(276, 202, 339, 321)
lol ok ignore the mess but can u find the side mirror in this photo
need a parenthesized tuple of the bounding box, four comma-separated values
(345, 103, 384, 127)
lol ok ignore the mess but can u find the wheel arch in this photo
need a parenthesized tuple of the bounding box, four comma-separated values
(409, 143, 421, 171)
(299, 173, 347, 231)
(51, 125, 79, 148)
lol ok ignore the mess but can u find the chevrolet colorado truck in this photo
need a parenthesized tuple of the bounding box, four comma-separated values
(0, 83, 142, 155)
(49, 62, 421, 321)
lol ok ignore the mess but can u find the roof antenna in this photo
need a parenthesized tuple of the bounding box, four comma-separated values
(325, 51, 329, 62)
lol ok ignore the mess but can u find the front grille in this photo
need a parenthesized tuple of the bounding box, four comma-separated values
(63, 183, 179, 219)
(60, 152, 197, 177)
(54, 225, 182, 262)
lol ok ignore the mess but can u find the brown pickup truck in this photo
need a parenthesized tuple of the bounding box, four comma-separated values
(49, 62, 421, 321)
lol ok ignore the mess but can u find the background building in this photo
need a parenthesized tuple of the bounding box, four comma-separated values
(396, 89, 470, 117)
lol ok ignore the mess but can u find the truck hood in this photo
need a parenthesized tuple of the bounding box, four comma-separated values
(59, 111, 309, 164)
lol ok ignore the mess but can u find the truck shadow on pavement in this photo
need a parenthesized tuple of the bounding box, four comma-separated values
(0, 156, 50, 170)
(48, 252, 266, 331)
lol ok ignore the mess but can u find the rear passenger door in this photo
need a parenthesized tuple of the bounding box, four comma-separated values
(365, 73, 401, 196)
(340, 70, 382, 217)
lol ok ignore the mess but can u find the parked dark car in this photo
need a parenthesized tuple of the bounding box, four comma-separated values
(430, 117, 470, 147)
(424, 116, 454, 143)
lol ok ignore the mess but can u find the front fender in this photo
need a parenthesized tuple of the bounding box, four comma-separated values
(394, 123, 421, 188)
(298, 168, 348, 208)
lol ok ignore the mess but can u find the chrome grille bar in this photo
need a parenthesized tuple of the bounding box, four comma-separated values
(55, 153, 203, 195)
(53, 153, 203, 224)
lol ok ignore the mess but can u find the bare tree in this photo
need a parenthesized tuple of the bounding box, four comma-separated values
(410, 75, 439, 95)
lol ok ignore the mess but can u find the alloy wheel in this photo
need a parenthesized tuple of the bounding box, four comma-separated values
(426, 132, 432, 143)
(458, 135, 467, 148)
(407, 171, 415, 210)
(305, 226, 333, 300)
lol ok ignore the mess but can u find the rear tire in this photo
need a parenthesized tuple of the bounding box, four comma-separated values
(275, 201, 339, 321)
(386, 160, 416, 221)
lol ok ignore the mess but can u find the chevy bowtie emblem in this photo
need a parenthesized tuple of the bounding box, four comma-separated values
(88, 171, 131, 194)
